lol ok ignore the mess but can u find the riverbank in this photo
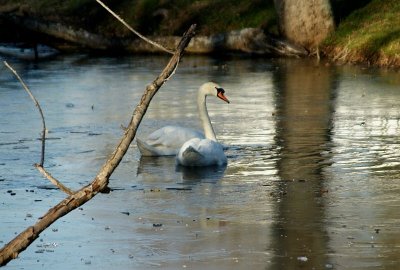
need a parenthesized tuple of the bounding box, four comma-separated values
(0, 0, 399, 67)
(0, 1, 307, 57)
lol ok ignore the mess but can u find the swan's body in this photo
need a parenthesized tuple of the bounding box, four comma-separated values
(137, 82, 229, 160)
(177, 138, 227, 166)
(176, 82, 229, 167)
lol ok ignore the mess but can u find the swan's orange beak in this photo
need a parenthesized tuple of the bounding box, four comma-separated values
(217, 91, 230, 104)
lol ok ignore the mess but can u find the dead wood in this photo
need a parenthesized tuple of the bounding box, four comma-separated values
(0, 23, 197, 266)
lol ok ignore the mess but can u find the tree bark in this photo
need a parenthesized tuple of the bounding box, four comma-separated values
(274, 0, 335, 51)
(0, 24, 197, 266)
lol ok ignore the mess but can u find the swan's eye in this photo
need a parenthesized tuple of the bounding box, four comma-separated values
(216, 87, 225, 94)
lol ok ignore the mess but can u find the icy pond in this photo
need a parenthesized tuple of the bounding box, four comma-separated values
(1, 54, 400, 269)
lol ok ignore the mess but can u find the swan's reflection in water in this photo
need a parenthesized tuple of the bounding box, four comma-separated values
(176, 164, 227, 183)
(136, 156, 176, 177)
(137, 156, 226, 185)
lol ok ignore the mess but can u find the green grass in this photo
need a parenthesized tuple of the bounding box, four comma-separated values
(324, 0, 400, 63)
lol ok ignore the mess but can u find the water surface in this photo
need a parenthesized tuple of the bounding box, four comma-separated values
(1, 54, 400, 269)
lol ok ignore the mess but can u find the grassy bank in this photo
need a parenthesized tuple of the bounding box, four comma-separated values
(323, 0, 400, 67)
(1, 0, 399, 66)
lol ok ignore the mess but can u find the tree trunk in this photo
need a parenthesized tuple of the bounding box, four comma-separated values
(274, 0, 335, 51)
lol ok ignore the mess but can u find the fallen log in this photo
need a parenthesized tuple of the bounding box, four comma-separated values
(188, 28, 308, 56)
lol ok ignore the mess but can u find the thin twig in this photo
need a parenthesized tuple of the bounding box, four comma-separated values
(95, 0, 174, 54)
(4, 61, 46, 166)
(4, 61, 74, 195)
(35, 165, 74, 195)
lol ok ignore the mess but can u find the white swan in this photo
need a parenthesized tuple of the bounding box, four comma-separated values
(137, 82, 229, 157)
(177, 83, 229, 167)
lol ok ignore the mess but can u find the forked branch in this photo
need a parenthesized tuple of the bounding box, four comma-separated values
(4, 61, 74, 195)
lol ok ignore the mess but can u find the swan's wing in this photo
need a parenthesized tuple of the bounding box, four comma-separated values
(137, 126, 204, 156)
(148, 126, 202, 145)
(198, 140, 227, 166)
(136, 138, 166, 156)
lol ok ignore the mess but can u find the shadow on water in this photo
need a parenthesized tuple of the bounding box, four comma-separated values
(137, 155, 226, 185)
(270, 59, 338, 269)
(176, 164, 227, 183)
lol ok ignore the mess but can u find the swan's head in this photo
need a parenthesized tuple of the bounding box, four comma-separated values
(200, 82, 230, 104)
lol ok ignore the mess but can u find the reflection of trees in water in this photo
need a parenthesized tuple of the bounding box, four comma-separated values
(270, 59, 338, 269)
(332, 79, 400, 178)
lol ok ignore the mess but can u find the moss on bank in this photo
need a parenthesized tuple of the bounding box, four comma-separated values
(323, 0, 400, 67)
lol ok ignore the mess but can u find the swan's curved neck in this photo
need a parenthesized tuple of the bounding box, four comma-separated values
(198, 91, 217, 141)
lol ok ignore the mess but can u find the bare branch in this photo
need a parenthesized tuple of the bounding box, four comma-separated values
(0, 24, 197, 266)
(4, 61, 74, 195)
(4, 61, 46, 166)
(95, 0, 174, 54)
